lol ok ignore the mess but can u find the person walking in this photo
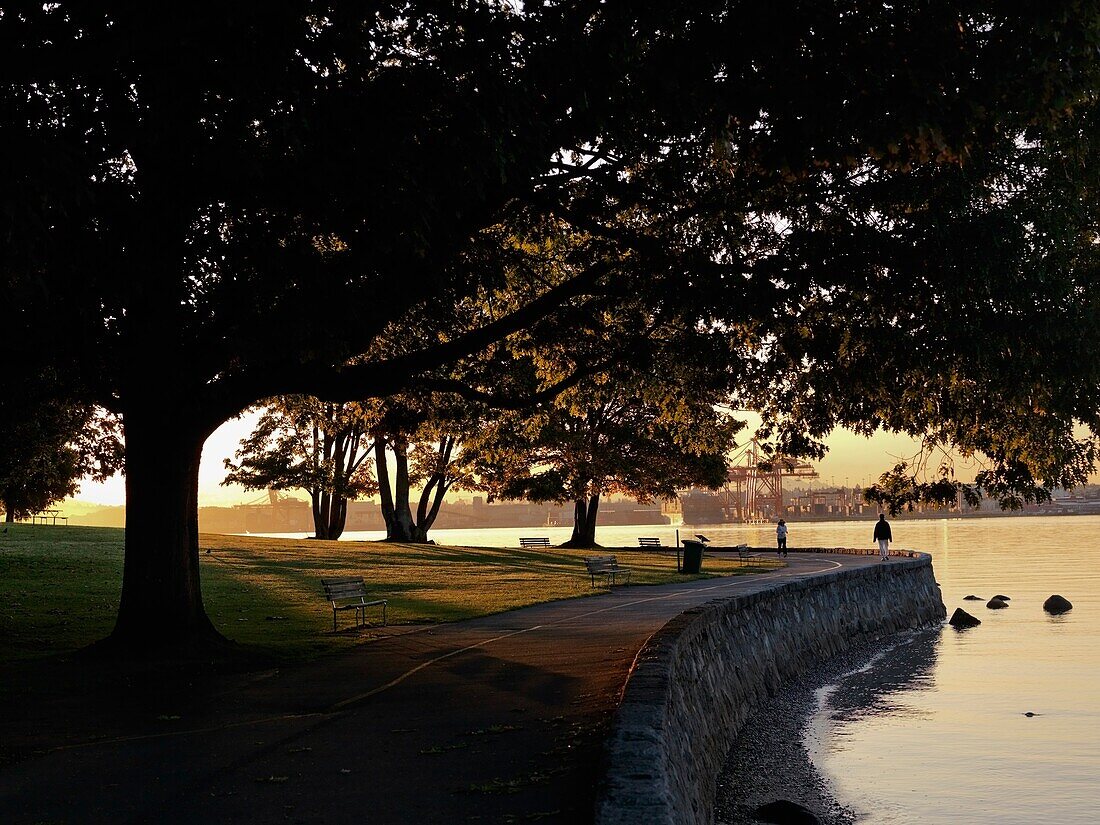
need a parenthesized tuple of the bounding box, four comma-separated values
(776, 519, 788, 557)
(873, 513, 892, 561)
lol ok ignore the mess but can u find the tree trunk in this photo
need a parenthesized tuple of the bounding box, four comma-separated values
(375, 439, 396, 536)
(412, 436, 453, 543)
(313, 489, 331, 540)
(3, 506, 13, 523)
(106, 409, 222, 653)
(389, 438, 420, 541)
(332, 496, 348, 539)
(308, 489, 347, 541)
(375, 436, 430, 543)
(375, 438, 416, 541)
(563, 492, 601, 548)
(418, 475, 448, 539)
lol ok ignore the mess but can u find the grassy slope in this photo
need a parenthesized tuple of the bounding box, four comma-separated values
(0, 524, 780, 662)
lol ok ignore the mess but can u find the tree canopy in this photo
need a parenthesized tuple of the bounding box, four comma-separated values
(367, 394, 485, 542)
(477, 375, 740, 547)
(0, 373, 122, 522)
(223, 398, 376, 539)
(743, 97, 1100, 513)
(5, 3, 1100, 650)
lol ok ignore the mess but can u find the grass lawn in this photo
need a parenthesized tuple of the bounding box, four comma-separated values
(0, 523, 781, 662)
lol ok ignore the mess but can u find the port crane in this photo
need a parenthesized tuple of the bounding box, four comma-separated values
(721, 439, 818, 522)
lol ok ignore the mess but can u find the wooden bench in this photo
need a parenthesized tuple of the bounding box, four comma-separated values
(637, 537, 662, 547)
(321, 576, 387, 631)
(519, 537, 552, 548)
(584, 555, 632, 587)
(734, 543, 750, 563)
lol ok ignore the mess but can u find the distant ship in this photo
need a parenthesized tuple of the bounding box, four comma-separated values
(680, 489, 734, 525)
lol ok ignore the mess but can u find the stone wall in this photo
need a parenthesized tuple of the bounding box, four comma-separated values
(594, 553, 945, 825)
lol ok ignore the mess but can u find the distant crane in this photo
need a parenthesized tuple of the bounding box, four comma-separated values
(721, 439, 818, 522)
(236, 489, 295, 528)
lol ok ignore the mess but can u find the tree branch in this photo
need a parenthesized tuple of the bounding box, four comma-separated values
(420, 359, 611, 410)
(203, 263, 609, 419)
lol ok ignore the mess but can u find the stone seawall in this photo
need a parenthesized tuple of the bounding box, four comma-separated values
(594, 553, 945, 825)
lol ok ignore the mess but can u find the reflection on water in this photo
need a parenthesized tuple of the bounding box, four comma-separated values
(809, 630, 940, 734)
(793, 516, 1100, 825)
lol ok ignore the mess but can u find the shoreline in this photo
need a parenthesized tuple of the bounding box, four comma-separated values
(714, 628, 940, 825)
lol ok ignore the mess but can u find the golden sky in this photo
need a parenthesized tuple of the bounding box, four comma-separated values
(70, 411, 948, 507)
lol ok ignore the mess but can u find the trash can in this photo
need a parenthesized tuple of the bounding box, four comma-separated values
(681, 539, 705, 574)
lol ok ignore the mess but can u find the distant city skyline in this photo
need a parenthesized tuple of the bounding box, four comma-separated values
(67, 411, 991, 509)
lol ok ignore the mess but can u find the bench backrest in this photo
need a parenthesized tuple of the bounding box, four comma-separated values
(322, 576, 368, 603)
(519, 537, 551, 547)
(585, 555, 620, 572)
(637, 537, 661, 546)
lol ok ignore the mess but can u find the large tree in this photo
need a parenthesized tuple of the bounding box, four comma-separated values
(478, 377, 740, 547)
(5, 4, 1100, 651)
(0, 381, 123, 522)
(223, 397, 376, 540)
(372, 395, 483, 543)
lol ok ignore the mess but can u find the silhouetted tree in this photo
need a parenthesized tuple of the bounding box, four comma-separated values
(5, 4, 1100, 651)
(489, 400, 737, 547)
(370, 394, 483, 543)
(0, 375, 122, 522)
(474, 338, 742, 547)
(223, 398, 376, 540)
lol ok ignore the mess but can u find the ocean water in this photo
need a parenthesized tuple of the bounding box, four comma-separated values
(260, 516, 1098, 823)
(789, 516, 1100, 825)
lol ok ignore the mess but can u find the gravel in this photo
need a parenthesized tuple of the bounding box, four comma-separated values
(713, 628, 940, 825)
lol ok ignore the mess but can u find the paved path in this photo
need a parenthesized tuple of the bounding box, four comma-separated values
(0, 552, 886, 824)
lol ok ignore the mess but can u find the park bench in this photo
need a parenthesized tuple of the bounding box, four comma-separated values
(734, 543, 750, 563)
(637, 537, 662, 547)
(519, 537, 552, 548)
(321, 576, 387, 631)
(584, 555, 632, 587)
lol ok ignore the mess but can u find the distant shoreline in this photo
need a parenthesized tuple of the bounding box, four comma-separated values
(737, 507, 1100, 524)
(38, 504, 1100, 532)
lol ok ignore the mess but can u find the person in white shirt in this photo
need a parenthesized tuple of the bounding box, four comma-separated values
(776, 519, 788, 557)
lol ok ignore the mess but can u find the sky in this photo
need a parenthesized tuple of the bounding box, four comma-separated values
(68, 410, 950, 508)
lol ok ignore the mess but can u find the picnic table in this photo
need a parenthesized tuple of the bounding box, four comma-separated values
(29, 510, 68, 526)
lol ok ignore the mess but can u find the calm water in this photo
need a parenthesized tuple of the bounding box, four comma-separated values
(789, 516, 1100, 825)
(264, 516, 1099, 822)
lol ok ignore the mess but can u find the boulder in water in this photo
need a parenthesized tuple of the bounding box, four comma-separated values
(949, 608, 981, 628)
(992, 594, 1011, 601)
(1043, 595, 1073, 615)
(754, 800, 821, 825)
(987, 597, 1009, 610)
(963, 595, 982, 601)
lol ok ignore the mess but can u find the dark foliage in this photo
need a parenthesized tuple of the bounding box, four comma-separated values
(4, 3, 1100, 647)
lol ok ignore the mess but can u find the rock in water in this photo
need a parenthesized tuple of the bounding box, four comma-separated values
(963, 595, 982, 601)
(993, 594, 1011, 601)
(754, 800, 821, 825)
(987, 597, 1009, 609)
(1043, 595, 1073, 614)
(949, 608, 981, 628)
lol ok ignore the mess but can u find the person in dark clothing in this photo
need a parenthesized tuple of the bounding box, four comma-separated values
(873, 513, 892, 560)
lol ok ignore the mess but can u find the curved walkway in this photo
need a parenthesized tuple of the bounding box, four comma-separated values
(0, 551, 886, 824)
